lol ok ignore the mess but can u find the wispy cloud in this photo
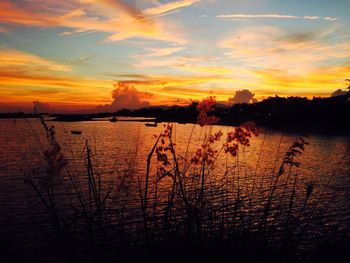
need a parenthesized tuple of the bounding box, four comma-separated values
(217, 13, 299, 19)
(0, 0, 187, 44)
(0, 70, 113, 105)
(144, 0, 200, 16)
(106, 75, 235, 104)
(0, 46, 234, 106)
(133, 46, 186, 57)
(218, 26, 349, 74)
(62, 30, 97, 38)
(134, 55, 233, 75)
(135, 10, 180, 23)
(324, 16, 338, 21)
(0, 47, 70, 72)
(135, 56, 193, 68)
(304, 16, 320, 20)
(217, 13, 338, 21)
(0, 46, 112, 106)
(176, 64, 233, 74)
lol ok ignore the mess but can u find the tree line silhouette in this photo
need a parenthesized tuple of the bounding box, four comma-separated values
(115, 92, 350, 133)
(1, 91, 349, 133)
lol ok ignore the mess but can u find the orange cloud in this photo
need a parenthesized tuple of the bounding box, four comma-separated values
(0, 47, 105, 94)
(106, 75, 237, 104)
(0, 47, 113, 106)
(0, 1, 55, 27)
(0, 0, 187, 44)
(0, 46, 236, 108)
(2, 37, 348, 112)
(0, 45, 236, 108)
(0, 70, 113, 103)
(0, 47, 70, 73)
(112, 66, 347, 103)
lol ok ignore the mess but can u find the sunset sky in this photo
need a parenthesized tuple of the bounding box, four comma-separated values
(0, 0, 349, 113)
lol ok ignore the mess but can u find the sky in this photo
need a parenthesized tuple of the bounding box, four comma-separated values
(0, 0, 349, 113)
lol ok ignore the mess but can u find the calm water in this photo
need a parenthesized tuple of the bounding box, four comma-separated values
(0, 118, 350, 251)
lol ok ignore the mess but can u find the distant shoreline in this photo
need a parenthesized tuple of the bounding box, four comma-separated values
(1, 93, 349, 135)
(1, 114, 349, 136)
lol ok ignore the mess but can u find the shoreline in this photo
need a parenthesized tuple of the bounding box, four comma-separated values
(1, 114, 349, 136)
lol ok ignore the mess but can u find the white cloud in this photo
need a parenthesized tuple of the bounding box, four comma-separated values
(304, 16, 319, 20)
(324, 16, 338, 21)
(217, 13, 338, 21)
(134, 46, 186, 57)
(144, 0, 200, 16)
(96, 84, 152, 112)
(217, 13, 299, 19)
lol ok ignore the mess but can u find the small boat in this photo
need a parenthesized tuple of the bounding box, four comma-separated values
(145, 122, 158, 127)
(109, 117, 118, 122)
(71, 130, 82, 135)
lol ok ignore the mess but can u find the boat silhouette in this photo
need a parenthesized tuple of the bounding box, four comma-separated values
(109, 117, 118, 122)
(71, 130, 82, 135)
(145, 122, 157, 127)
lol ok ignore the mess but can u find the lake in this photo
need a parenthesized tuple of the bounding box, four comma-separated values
(0, 118, 349, 257)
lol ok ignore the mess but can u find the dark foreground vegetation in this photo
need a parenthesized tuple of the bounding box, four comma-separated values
(1, 97, 350, 263)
